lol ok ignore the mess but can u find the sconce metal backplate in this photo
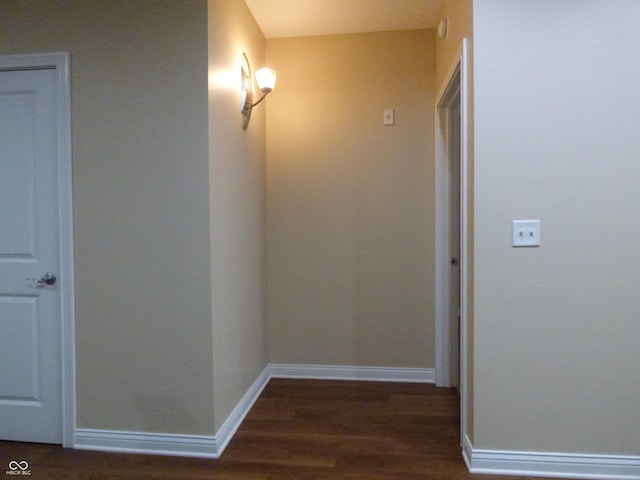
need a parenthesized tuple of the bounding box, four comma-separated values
(241, 52, 253, 130)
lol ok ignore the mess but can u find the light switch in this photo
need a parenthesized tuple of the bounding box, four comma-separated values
(512, 220, 540, 247)
(383, 109, 395, 126)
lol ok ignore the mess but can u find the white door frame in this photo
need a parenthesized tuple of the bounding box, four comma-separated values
(0, 52, 76, 447)
(435, 40, 469, 441)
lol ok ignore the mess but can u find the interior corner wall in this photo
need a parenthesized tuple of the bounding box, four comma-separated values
(0, 0, 215, 435)
(207, 0, 268, 431)
(266, 30, 436, 368)
(472, 0, 640, 455)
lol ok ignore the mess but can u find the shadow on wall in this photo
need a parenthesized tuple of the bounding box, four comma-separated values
(132, 394, 202, 434)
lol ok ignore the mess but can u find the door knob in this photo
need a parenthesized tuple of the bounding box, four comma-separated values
(26, 272, 57, 286)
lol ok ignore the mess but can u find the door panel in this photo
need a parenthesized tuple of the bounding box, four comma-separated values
(448, 103, 461, 390)
(0, 91, 37, 254)
(0, 297, 39, 401)
(0, 68, 62, 443)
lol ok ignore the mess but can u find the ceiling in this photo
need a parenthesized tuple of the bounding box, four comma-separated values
(244, 0, 445, 39)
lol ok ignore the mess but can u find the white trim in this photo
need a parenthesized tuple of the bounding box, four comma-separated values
(0, 52, 76, 448)
(214, 365, 271, 454)
(462, 433, 473, 470)
(268, 364, 434, 383)
(458, 37, 469, 449)
(464, 435, 640, 479)
(74, 429, 218, 459)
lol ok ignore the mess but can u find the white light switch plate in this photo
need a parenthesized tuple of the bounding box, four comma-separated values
(512, 220, 540, 247)
(383, 109, 395, 126)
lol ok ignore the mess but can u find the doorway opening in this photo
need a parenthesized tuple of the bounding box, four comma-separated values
(437, 68, 461, 390)
(434, 40, 469, 444)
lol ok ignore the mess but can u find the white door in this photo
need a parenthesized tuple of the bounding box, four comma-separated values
(0, 67, 63, 443)
(448, 101, 461, 390)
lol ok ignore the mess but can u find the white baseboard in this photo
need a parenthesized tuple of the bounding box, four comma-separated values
(213, 365, 271, 454)
(463, 435, 640, 479)
(74, 429, 218, 458)
(268, 363, 435, 383)
(73, 365, 271, 459)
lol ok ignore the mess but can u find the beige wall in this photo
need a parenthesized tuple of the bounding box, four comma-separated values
(207, 0, 268, 431)
(472, 0, 640, 454)
(436, 0, 473, 90)
(266, 30, 436, 368)
(0, 0, 214, 434)
(0, 0, 271, 438)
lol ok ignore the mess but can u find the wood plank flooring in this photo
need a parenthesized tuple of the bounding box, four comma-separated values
(1, 379, 568, 479)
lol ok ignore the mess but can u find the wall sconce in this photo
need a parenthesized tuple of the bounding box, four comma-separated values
(241, 52, 276, 130)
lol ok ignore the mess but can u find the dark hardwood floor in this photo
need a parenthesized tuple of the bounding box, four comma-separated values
(1, 379, 567, 479)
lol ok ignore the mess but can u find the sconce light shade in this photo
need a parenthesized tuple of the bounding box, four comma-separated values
(255, 68, 276, 93)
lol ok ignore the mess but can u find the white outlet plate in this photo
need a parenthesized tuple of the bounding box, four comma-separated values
(512, 220, 540, 247)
